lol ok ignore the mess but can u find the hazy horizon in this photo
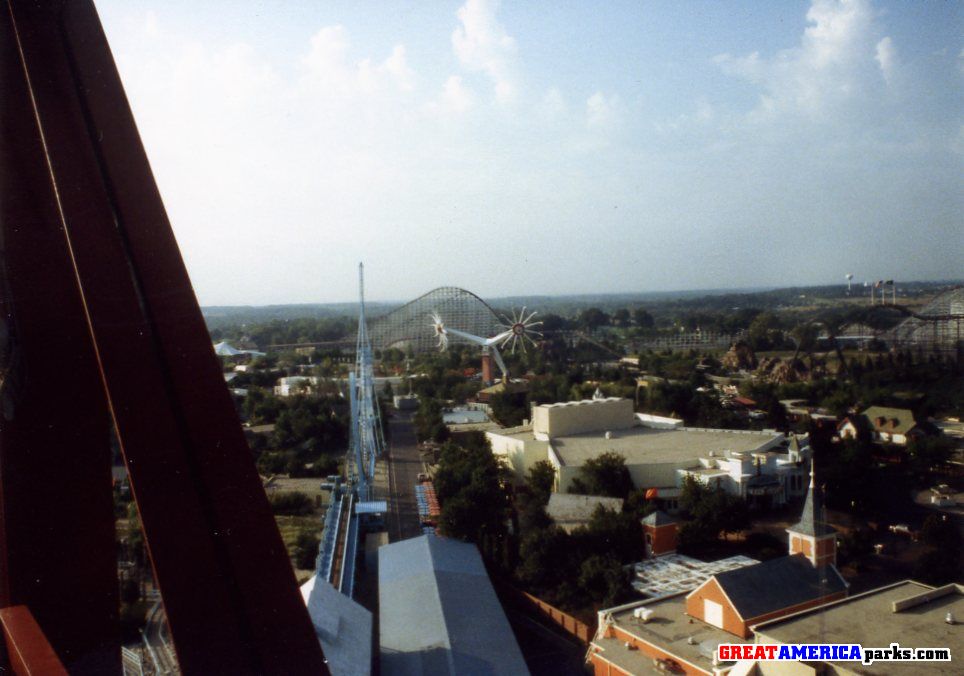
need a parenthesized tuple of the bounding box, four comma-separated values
(97, 1, 963, 305)
(198, 277, 961, 311)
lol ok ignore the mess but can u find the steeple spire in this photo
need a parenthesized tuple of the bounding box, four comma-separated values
(791, 461, 833, 538)
(787, 459, 837, 568)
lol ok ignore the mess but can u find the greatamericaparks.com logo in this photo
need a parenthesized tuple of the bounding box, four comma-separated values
(718, 642, 952, 666)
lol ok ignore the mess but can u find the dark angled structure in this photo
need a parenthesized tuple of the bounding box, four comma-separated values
(0, 1, 326, 672)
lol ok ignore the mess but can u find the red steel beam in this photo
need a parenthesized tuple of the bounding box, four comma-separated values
(0, 2, 119, 671)
(0, 606, 68, 676)
(2, 1, 327, 673)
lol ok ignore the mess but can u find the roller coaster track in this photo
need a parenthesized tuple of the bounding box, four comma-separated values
(327, 492, 354, 592)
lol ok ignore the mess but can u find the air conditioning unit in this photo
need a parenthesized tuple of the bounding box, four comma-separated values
(633, 607, 655, 622)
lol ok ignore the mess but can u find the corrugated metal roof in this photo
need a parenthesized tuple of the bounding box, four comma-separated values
(378, 534, 529, 676)
(300, 576, 373, 676)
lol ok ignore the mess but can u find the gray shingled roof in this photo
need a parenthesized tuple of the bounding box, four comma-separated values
(791, 478, 836, 537)
(712, 554, 846, 621)
(378, 534, 529, 676)
(641, 510, 676, 527)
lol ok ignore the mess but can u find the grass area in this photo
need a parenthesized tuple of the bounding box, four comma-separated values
(275, 514, 321, 549)
(275, 514, 323, 581)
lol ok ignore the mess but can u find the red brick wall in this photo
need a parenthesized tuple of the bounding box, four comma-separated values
(790, 535, 836, 566)
(686, 578, 747, 637)
(815, 537, 836, 566)
(645, 522, 677, 556)
(789, 535, 811, 558)
(686, 576, 847, 638)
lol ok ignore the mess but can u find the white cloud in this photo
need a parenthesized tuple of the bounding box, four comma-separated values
(383, 45, 415, 92)
(430, 75, 475, 114)
(452, 0, 518, 102)
(302, 26, 416, 97)
(542, 87, 566, 117)
(714, 0, 885, 120)
(586, 91, 620, 129)
(875, 36, 896, 85)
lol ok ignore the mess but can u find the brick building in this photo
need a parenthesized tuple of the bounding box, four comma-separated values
(589, 474, 848, 675)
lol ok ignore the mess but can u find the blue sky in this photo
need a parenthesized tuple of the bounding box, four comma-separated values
(95, 0, 963, 304)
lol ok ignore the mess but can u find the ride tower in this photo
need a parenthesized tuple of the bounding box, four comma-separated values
(348, 263, 385, 500)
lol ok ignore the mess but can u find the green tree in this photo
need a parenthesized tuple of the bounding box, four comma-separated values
(678, 476, 750, 546)
(577, 554, 633, 608)
(518, 526, 572, 592)
(584, 505, 644, 562)
(907, 436, 954, 480)
(579, 307, 610, 334)
(747, 312, 782, 351)
(568, 451, 633, 499)
(633, 308, 655, 329)
(414, 398, 450, 444)
(434, 440, 510, 545)
(525, 460, 556, 504)
(914, 515, 961, 585)
(294, 531, 320, 570)
(489, 390, 528, 427)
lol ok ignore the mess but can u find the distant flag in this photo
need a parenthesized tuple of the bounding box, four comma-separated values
(874, 280, 883, 288)
(884, 279, 894, 285)
(645, 487, 659, 500)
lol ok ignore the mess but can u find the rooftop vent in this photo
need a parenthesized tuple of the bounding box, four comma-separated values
(633, 607, 654, 622)
(605, 431, 612, 440)
(946, 612, 956, 625)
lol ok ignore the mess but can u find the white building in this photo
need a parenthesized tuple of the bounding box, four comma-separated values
(486, 397, 809, 506)
(274, 376, 319, 397)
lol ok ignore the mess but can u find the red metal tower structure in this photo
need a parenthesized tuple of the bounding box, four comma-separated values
(0, 1, 327, 672)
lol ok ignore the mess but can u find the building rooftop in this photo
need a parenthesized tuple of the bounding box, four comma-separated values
(711, 554, 847, 621)
(754, 581, 964, 675)
(550, 426, 782, 467)
(300, 576, 372, 676)
(537, 396, 625, 409)
(442, 408, 490, 425)
(632, 553, 758, 598)
(546, 493, 624, 531)
(490, 424, 533, 438)
(378, 534, 528, 676)
(861, 405, 919, 435)
(641, 510, 676, 527)
(595, 593, 752, 674)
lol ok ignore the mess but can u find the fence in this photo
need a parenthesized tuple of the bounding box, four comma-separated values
(496, 581, 595, 644)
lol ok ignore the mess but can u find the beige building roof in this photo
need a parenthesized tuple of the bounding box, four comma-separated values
(550, 427, 782, 467)
(861, 405, 919, 435)
(594, 593, 751, 674)
(754, 581, 963, 675)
